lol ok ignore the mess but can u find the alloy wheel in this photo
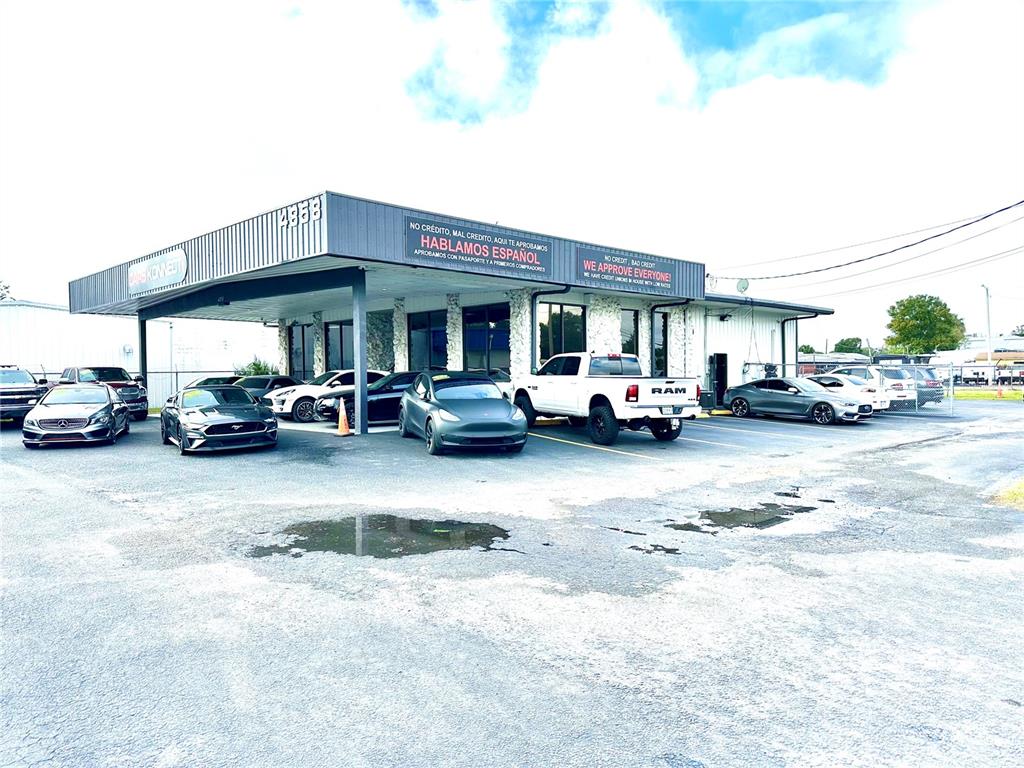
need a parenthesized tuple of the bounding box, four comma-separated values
(812, 403, 835, 425)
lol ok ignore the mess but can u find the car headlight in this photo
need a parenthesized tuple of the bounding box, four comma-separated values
(24, 418, 38, 428)
(90, 413, 112, 425)
(512, 409, 527, 421)
(843, 402, 857, 407)
(275, 389, 295, 398)
(138, 387, 147, 396)
(436, 409, 460, 422)
(263, 417, 277, 424)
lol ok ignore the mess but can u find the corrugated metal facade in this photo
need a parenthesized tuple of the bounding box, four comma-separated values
(70, 194, 328, 314)
(70, 191, 704, 315)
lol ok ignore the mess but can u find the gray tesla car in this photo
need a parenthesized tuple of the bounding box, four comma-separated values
(723, 377, 872, 424)
(22, 384, 131, 448)
(397, 371, 528, 454)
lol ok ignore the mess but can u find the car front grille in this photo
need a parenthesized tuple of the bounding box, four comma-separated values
(0, 394, 38, 404)
(119, 387, 140, 398)
(39, 418, 89, 430)
(858, 405, 872, 413)
(205, 421, 265, 436)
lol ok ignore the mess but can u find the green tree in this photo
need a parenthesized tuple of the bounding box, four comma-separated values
(885, 295, 965, 353)
(0, 281, 10, 300)
(1012, 324, 1024, 337)
(833, 337, 866, 355)
(234, 357, 279, 376)
(798, 344, 816, 354)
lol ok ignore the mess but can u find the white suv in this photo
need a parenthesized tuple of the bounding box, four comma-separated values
(827, 365, 916, 409)
(270, 369, 388, 422)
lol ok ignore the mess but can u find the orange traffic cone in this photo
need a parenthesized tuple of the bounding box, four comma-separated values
(337, 402, 352, 437)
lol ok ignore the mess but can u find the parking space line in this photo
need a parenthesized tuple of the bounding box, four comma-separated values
(677, 434, 746, 448)
(690, 420, 825, 441)
(527, 431, 662, 460)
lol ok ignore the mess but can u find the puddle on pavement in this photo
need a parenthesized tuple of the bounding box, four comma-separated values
(630, 544, 684, 556)
(665, 501, 818, 533)
(248, 515, 510, 559)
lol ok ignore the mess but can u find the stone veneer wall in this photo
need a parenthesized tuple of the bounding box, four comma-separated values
(311, 312, 325, 376)
(277, 320, 289, 375)
(507, 288, 532, 379)
(392, 298, 408, 371)
(445, 294, 463, 370)
(366, 310, 395, 371)
(667, 306, 688, 377)
(586, 295, 622, 356)
(637, 303, 653, 375)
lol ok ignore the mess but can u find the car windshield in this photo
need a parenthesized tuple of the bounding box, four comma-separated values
(881, 368, 911, 380)
(0, 369, 35, 384)
(844, 376, 868, 386)
(235, 377, 269, 388)
(434, 381, 503, 400)
(199, 376, 237, 385)
(307, 371, 339, 386)
(43, 386, 108, 405)
(79, 367, 131, 382)
(368, 373, 404, 392)
(181, 387, 256, 407)
(789, 378, 827, 393)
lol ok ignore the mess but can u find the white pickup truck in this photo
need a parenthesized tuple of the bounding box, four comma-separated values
(512, 352, 702, 445)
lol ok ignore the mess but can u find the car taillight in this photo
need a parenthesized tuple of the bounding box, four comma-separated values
(891, 383, 903, 390)
(626, 384, 638, 402)
(696, 384, 701, 401)
(926, 380, 939, 386)
(862, 387, 875, 393)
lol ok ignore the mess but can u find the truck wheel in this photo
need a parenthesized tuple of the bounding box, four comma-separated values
(587, 405, 620, 445)
(514, 395, 537, 427)
(651, 419, 682, 441)
(567, 416, 587, 428)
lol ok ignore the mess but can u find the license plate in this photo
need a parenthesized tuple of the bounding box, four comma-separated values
(660, 406, 682, 415)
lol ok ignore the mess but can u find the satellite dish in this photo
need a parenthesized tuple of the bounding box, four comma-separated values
(737, 278, 749, 294)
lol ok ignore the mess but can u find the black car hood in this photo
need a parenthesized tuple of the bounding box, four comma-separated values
(181, 404, 267, 423)
(437, 398, 516, 420)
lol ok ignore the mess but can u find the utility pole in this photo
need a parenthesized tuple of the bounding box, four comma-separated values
(981, 284, 992, 367)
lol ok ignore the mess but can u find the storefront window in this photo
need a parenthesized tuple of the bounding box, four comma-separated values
(653, 311, 668, 376)
(409, 310, 448, 371)
(326, 322, 354, 370)
(463, 303, 510, 373)
(288, 325, 316, 381)
(621, 310, 638, 355)
(539, 302, 586, 361)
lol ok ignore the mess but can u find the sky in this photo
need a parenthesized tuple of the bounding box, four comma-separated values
(1, 0, 1022, 350)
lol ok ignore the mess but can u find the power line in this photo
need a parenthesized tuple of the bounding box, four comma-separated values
(717, 198, 1024, 280)
(778, 214, 1024, 288)
(792, 244, 1024, 299)
(724, 213, 984, 270)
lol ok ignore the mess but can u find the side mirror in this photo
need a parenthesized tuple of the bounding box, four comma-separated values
(166, 397, 174, 405)
(260, 397, 273, 406)
(787, 387, 800, 394)
(502, 391, 510, 400)
(37, 378, 47, 385)
(27, 398, 38, 406)
(420, 391, 430, 401)
(58, 378, 73, 385)
(133, 375, 144, 382)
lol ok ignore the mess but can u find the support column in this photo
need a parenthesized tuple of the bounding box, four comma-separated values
(137, 315, 148, 385)
(446, 293, 463, 370)
(366, 311, 395, 371)
(637, 303, 653, 376)
(668, 306, 687, 377)
(393, 298, 408, 371)
(277, 320, 290, 376)
(507, 288, 532, 380)
(586, 295, 621, 355)
(312, 311, 326, 376)
(351, 270, 368, 435)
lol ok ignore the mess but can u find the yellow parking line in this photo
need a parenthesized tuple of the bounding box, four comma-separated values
(527, 431, 661, 460)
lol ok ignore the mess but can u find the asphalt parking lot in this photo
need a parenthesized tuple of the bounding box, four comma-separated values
(2, 402, 1023, 767)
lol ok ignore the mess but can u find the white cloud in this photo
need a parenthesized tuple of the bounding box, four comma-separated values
(0, 0, 1021, 346)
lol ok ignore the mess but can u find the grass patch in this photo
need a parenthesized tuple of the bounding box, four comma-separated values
(993, 480, 1024, 510)
(953, 389, 1023, 401)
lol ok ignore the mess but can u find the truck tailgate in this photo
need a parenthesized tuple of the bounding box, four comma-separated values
(638, 379, 699, 407)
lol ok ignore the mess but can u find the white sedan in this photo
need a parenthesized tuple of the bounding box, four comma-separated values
(270, 369, 388, 422)
(807, 373, 890, 412)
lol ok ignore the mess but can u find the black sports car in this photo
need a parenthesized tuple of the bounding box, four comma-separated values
(22, 384, 130, 448)
(160, 385, 278, 454)
(398, 371, 528, 455)
(315, 371, 420, 425)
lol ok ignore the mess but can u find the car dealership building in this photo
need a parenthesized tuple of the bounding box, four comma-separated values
(70, 191, 832, 432)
